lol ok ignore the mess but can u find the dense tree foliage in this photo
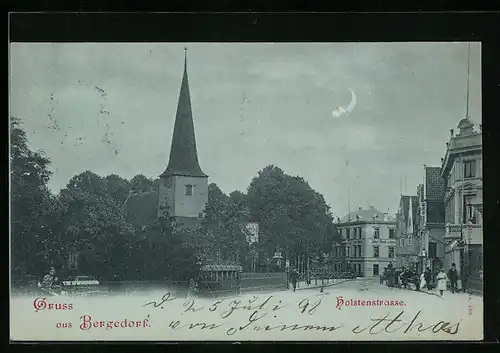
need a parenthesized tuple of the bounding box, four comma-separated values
(247, 165, 339, 267)
(10, 118, 339, 284)
(10, 117, 59, 278)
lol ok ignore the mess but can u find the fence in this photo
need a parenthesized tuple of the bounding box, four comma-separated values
(196, 272, 288, 298)
(12, 273, 288, 299)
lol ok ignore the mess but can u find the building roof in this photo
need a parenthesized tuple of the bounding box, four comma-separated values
(410, 196, 419, 220)
(122, 191, 159, 229)
(200, 264, 242, 272)
(400, 196, 410, 219)
(425, 167, 445, 201)
(122, 191, 202, 230)
(160, 49, 208, 178)
(341, 206, 388, 223)
(398, 195, 418, 222)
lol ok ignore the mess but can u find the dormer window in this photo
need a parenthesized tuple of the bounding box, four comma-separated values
(185, 184, 194, 196)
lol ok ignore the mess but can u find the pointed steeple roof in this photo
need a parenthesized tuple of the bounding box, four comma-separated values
(160, 47, 208, 178)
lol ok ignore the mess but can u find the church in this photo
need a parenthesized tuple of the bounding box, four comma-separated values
(121, 49, 244, 279)
(122, 48, 208, 230)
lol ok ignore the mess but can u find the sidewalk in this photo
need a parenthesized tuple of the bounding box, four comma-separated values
(295, 278, 352, 291)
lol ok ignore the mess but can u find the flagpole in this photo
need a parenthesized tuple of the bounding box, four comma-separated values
(466, 43, 471, 119)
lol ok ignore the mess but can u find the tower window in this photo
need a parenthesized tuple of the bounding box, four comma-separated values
(185, 184, 193, 196)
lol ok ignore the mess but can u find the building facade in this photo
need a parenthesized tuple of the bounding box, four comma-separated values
(332, 206, 396, 277)
(440, 118, 483, 290)
(395, 195, 420, 270)
(417, 166, 447, 273)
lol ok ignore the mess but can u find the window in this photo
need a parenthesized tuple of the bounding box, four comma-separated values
(358, 245, 363, 258)
(429, 242, 437, 258)
(185, 184, 193, 196)
(346, 246, 350, 258)
(373, 246, 379, 258)
(389, 229, 395, 239)
(358, 228, 362, 239)
(408, 236, 413, 246)
(373, 264, 379, 276)
(464, 160, 476, 178)
(346, 228, 350, 240)
(400, 238, 405, 247)
(374, 228, 380, 239)
(388, 247, 395, 258)
(354, 228, 358, 239)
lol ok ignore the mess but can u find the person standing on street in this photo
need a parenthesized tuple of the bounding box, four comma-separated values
(447, 263, 458, 293)
(290, 268, 298, 292)
(436, 268, 448, 296)
(424, 267, 432, 290)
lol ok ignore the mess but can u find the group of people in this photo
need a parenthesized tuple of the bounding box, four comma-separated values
(383, 262, 460, 296)
(422, 263, 459, 296)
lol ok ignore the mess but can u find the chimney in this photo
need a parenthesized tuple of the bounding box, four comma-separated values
(450, 129, 454, 137)
(358, 207, 362, 211)
(441, 158, 444, 163)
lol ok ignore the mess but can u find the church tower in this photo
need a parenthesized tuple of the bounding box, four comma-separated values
(158, 48, 208, 219)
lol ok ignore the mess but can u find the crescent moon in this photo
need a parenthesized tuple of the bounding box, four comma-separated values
(346, 88, 356, 113)
(331, 88, 357, 117)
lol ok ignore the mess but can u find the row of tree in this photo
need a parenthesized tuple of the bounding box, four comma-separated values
(10, 117, 340, 283)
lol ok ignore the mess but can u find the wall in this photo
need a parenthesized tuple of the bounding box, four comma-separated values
(172, 175, 208, 218)
(158, 176, 176, 216)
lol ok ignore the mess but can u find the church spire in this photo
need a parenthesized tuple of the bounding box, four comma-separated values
(160, 47, 208, 178)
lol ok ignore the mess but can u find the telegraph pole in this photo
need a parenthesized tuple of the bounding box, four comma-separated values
(460, 43, 471, 293)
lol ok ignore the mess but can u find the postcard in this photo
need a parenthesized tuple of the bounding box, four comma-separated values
(9, 42, 483, 341)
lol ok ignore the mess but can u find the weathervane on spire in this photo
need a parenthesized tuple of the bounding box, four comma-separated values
(184, 45, 188, 70)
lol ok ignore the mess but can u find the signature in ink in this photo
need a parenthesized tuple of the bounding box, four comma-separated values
(143, 292, 176, 308)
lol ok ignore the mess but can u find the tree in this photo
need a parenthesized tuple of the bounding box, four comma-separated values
(246, 165, 337, 268)
(105, 174, 131, 206)
(130, 174, 154, 193)
(56, 174, 135, 280)
(195, 184, 251, 267)
(10, 117, 57, 278)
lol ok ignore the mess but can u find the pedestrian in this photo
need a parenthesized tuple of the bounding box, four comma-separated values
(420, 271, 426, 290)
(436, 268, 448, 296)
(38, 266, 60, 296)
(290, 268, 298, 292)
(400, 266, 407, 289)
(236, 271, 241, 295)
(447, 263, 458, 294)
